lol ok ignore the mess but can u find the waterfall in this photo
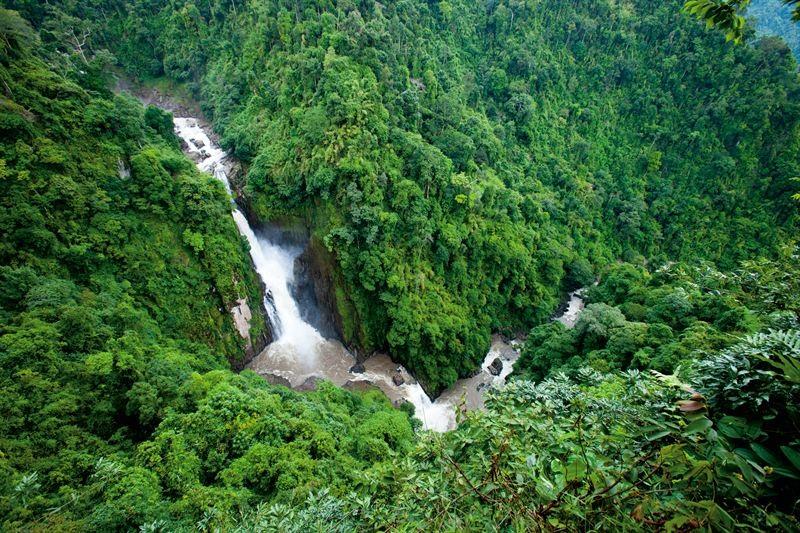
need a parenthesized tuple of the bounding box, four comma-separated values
(173, 118, 324, 366)
(173, 116, 580, 433)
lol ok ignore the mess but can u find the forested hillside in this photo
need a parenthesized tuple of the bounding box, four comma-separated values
(0, 12, 416, 530)
(1, 1, 799, 530)
(517, 247, 800, 380)
(19, 0, 799, 392)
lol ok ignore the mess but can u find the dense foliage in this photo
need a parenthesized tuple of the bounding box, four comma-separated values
(233, 253, 800, 530)
(189, 363, 800, 531)
(2, 2, 800, 530)
(517, 246, 800, 380)
(0, 10, 412, 531)
(26, 0, 800, 392)
(0, 9, 268, 358)
(365, 365, 799, 531)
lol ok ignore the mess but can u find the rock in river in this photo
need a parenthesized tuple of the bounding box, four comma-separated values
(297, 376, 322, 391)
(343, 380, 376, 393)
(488, 357, 503, 376)
(260, 373, 292, 388)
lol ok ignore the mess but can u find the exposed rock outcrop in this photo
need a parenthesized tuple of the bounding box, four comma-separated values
(231, 298, 253, 340)
(230, 297, 270, 369)
(297, 376, 322, 392)
(260, 373, 292, 388)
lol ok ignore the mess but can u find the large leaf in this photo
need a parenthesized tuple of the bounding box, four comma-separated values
(750, 443, 784, 467)
(781, 446, 800, 472)
(683, 417, 713, 435)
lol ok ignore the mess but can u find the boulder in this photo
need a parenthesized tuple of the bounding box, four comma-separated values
(260, 373, 292, 388)
(349, 362, 365, 374)
(488, 357, 503, 376)
(296, 376, 322, 392)
(392, 373, 405, 386)
(343, 380, 376, 393)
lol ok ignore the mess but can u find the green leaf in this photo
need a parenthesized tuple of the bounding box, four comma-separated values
(683, 417, 712, 435)
(773, 466, 800, 480)
(565, 458, 587, 481)
(647, 429, 672, 441)
(717, 416, 763, 440)
(750, 443, 782, 467)
(716, 416, 744, 439)
(780, 446, 800, 472)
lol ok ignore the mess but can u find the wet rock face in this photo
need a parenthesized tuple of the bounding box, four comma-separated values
(226, 160, 249, 204)
(292, 253, 337, 339)
(115, 77, 203, 119)
(239, 329, 271, 370)
(488, 357, 503, 376)
(185, 149, 203, 163)
(297, 237, 349, 344)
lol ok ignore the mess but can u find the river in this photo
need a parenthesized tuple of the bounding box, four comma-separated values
(174, 117, 585, 432)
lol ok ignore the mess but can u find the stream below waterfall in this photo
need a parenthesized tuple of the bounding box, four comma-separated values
(174, 117, 586, 432)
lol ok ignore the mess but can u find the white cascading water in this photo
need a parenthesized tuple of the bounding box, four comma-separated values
(173, 116, 586, 432)
(173, 118, 324, 367)
(231, 214, 325, 365)
(556, 289, 586, 328)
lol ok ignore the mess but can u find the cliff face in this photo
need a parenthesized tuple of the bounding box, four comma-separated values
(228, 161, 258, 222)
(298, 235, 369, 361)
